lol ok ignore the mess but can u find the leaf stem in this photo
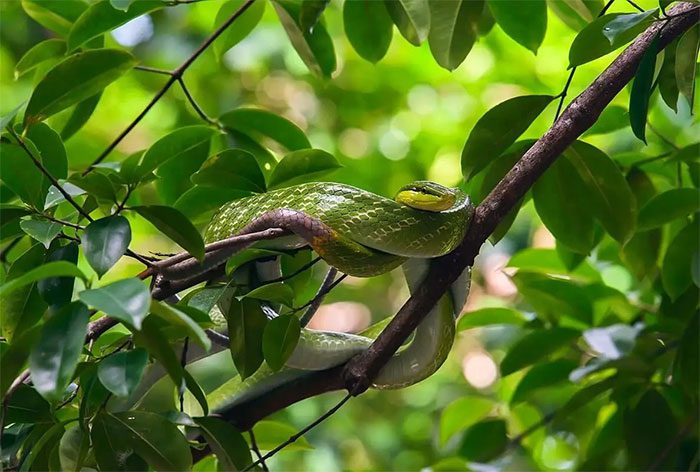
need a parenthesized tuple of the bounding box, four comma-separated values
(248, 430, 269, 472)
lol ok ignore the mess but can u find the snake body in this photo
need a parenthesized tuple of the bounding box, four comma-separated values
(199, 181, 473, 412)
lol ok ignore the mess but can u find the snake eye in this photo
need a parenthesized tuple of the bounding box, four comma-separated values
(395, 181, 456, 212)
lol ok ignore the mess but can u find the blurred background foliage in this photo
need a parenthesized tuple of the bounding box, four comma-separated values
(1, 0, 698, 470)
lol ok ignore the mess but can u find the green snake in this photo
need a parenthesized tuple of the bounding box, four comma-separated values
(197, 181, 474, 412)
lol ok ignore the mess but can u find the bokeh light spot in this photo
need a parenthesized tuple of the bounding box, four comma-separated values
(462, 351, 498, 389)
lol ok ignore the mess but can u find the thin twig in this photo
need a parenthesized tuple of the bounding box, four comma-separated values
(179, 337, 190, 413)
(300, 267, 338, 327)
(248, 430, 269, 472)
(134, 65, 173, 76)
(241, 394, 352, 472)
(39, 214, 84, 230)
(292, 273, 347, 316)
(177, 78, 221, 128)
(626, 0, 646, 13)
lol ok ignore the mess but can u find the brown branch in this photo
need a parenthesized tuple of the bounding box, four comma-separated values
(213, 2, 699, 431)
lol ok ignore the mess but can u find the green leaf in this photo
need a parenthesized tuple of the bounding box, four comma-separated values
(37, 242, 79, 308)
(83, 215, 131, 277)
(225, 128, 278, 177)
(60, 92, 102, 141)
(97, 348, 148, 397)
(262, 314, 301, 371)
(662, 220, 699, 300)
(252, 420, 313, 451)
(174, 185, 251, 222)
(26, 123, 68, 181)
(194, 416, 252, 471)
(226, 298, 267, 379)
(623, 389, 678, 470)
(673, 312, 699, 395)
(79, 278, 150, 329)
(501, 327, 580, 376)
(457, 418, 508, 462)
(191, 149, 266, 192)
(15, 39, 66, 78)
(20, 218, 62, 248)
(131, 205, 205, 262)
(586, 105, 628, 136)
(110, 0, 134, 11)
(68, 171, 120, 203)
(1, 245, 47, 341)
(457, 307, 526, 331)
(428, 0, 482, 70)
(533, 155, 596, 253)
(548, 0, 602, 31)
(18, 421, 66, 472)
(273, 0, 336, 77)
(630, 35, 659, 143)
(226, 249, 285, 275)
(245, 282, 295, 307)
(21, 0, 87, 36)
(565, 141, 636, 243)
(675, 24, 699, 110)
(0, 142, 47, 209)
(1, 327, 41, 397)
(487, 0, 547, 53)
(568, 10, 657, 67)
(268, 149, 342, 189)
(4, 383, 52, 423)
(637, 188, 700, 230)
(343, 0, 393, 63)
(507, 248, 601, 282)
(511, 359, 577, 405)
(213, 0, 266, 59)
(300, 0, 330, 32)
(137, 125, 216, 180)
(0, 261, 87, 298)
(384, 0, 430, 46)
(59, 425, 90, 472)
(24, 49, 135, 125)
(219, 108, 310, 152)
(440, 395, 495, 445)
(658, 37, 679, 111)
(132, 316, 184, 386)
(0, 101, 27, 131)
(513, 272, 593, 325)
(461, 95, 554, 179)
(30, 301, 89, 401)
(150, 300, 212, 350)
(91, 411, 147, 471)
(67, 0, 164, 50)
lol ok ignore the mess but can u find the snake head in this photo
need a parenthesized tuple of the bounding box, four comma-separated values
(394, 181, 458, 212)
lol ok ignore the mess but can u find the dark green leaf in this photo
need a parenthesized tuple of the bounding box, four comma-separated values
(384, 0, 430, 46)
(565, 141, 636, 243)
(191, 149, 266, 192)
(1, 245, 47, 341)
(183, 368, 209, 416)
(225, 248, 284, 275)
(37, 242, 79, 308)
(262, 314, 301, 371)
(268, 149, 342, 189)
(568, 10, 657, 67)
(224, 128, 278, 177)
(245, 282, 295, 307)
(501, 327, 580, 376)
(30, 301, 89, 401)
(461, 95, 554, 179)
(24, 49, 135, 125)
(457, 307, 526, 330)
(132, 316, 184, 387)
(658, 37, 679, 111)
(300, 0, 330, 32)
(79, 278, 150, 329)
(0, 327, 41, 397)
(219, 108, 310, 152)
(252, 420, 313, 451)
(15, 39, 66, 78)
(4, 384, 52, 423)
(21, 0, 87, 36)
(59, 425, 90, 472)
(213, 0, 266, 58)
(150, 300, 212, 350)
(457, 419, 508, 462)
(91, 411, 147, 471)
(548, 0, 602, 31)
(673, 312, 699, 395)
(428, 0, 482, 70)
(194, 416, 252, 471)
(513, 272, 593, 325)
(511, 359, 577, 405)
(585, 105, 628, 135)
(0, 142, 46, 209)
(131, 205, 205, 262)
(439, 396, 495, 445)
(137, 125, 215, 180)
(60, 92, 102, 141)
(17, 421, 66, 472)
(83, 215, 131, 277)
(67, 0, 164, 50)
(675, 24, 699, 110)
(630, 35, 659, 143)
(68, 171, 120, 203)
(280, 250, 313, 296)
(97, 348, 148, 397)
(174, 185, 251, 222)
(273, 0, 337, 77)
(624, 389, 678, 470)
(0, 261, 87, 298)
(20, 218, 62, 248)
(638, 188, 700, 230)
(487, 0, 547, 53)
(27, 122, 68, 183)
(226, 298, 267, 379)
(343, 0, 393, 63)
(662, 220, 699, 299)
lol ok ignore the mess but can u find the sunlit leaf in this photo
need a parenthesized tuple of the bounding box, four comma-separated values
(343, 0, 393, 64)
(83, 215, 131, 277)
(192, 149, 266, 192)
(428, 0, 482, 70)
(0, 261, 87, 298)
(0, 101, 27, 131)
(488, 0, 547, 53)
(131, 205, 205, 262)
(440, 396, 495, 445)
(384, 0, 430, 46)
(457, 307, 526, 330)
(501, 327, 580, 376)
(548, 0, 602, 31)
(97, 348, 148, 397)
(675, 24, 699, 111)
(219, 108, 310, 152)
(213, 0, 266, 59)
(637, 188, 700, 230)
(21, 0, 87, 36)
(79, 278, 150, 329)
(511, 359, 577, 405)
(61, 92, 102, 141)
(15, 39, 66, 78)
(137, 125, 216, 180)
(20, 217, 62, 248)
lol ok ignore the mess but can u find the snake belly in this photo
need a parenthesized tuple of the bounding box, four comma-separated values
(204, 182, 473, 411)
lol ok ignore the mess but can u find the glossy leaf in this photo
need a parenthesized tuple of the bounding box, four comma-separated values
(30, 301, 89, 401)
(637, 188, 700, 230)
(1, 245, 47, 341)
(79, 278, 150, 329)
(26, 122, 68, 183)
(273, 0, 336, 77)
(245, 282, 295, 307)
(428, 0, 482, 70)
(0, 327, 41, 397)
(513, 272, 593, 325)
(0, 101, 26, 131)
(585, 105, 629, 135)
(226, 298, 267, 379)
(137, 125, 216, 179)
(623, 389, 678, 470)
(252, 420, 313, 451)
(194, 416, 252, 471)
(0, 261, 87, 298)
(37, 242, 79, 308)
(60, 92, 102, 141)
(225, 128, 278, 176)
(548, 0, 602, 31)
(4, 383, 52, 424)
(658, 37, 679, 111)
(461, 95, 554, 179)
(219, 108, 310, 152)
(300, 0, 330, 32)
(192, 150, 266, 193)
(511, 359, 577, 405)
(457, 307, 526, 331)
(488, 0, 547, 53)
(150, 300, 212, 350)
(174, 185, 252, 222)
(24, 49, 135, 125)
(263, 314, 301, 371)
(458, 419, 508, 462)
(507, 248, 601, 282)
(59, 425, 90, 472)
(15, 39, 66, 78)
(675, 24, 699, 110)
(501, 327, 580, 376)
(20, 218, 62, 248)
(343, 0, 393, 62)
(0, 142, 47, 209)
(67, 0, 164, 50)
(21, 0, 87, 36)
(131, 205, 205, 262)
(630, 35, 659, 143)
(268, 149, 342, 189)
(440, 395, 495, 445)
(97, 348, 148, 397)
(83, 215, 131, 277)
(384, 0, 430, 46)
(91, 411, 147, 471)
(662, 220, 699, 300)
(213, 0, 266, 59)
(569, 10, 656, 67)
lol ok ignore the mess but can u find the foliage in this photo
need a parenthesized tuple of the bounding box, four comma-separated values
(0, 0, 698, 470)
